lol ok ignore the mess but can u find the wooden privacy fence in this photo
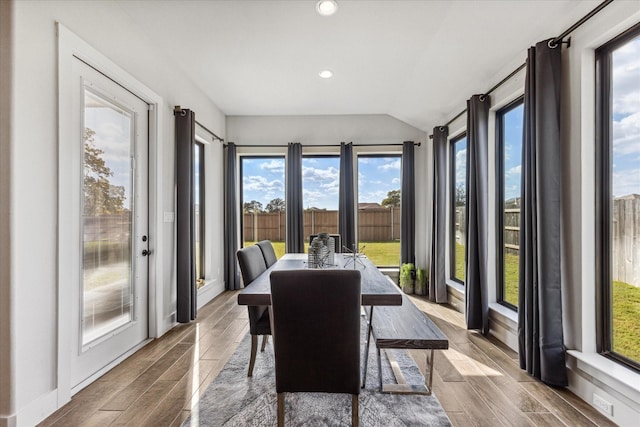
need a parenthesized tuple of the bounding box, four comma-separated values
(243, 207, 400, 242)
(612, 196, 640, 287)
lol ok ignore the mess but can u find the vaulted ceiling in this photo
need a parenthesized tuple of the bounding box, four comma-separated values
(118, 0, 601, 131)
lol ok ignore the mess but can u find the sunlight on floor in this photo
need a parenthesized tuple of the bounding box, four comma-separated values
(189, 323, 200, 426)
(443, 347, 504, 377)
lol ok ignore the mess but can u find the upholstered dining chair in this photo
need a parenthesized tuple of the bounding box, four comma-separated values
(270, 269, 362, 427)
(256, 240, 278, 267)
(236, 245, 270, 377)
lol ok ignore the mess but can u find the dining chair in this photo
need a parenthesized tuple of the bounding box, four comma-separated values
(236, 245, 270, 377)
(256, 240, 278, 267)
(270, 269, 361, 427)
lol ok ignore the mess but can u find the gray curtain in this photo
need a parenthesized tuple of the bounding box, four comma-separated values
(286, 142, 304, 253)
(224, 142, 240, 290)
(465, 95, 489, 334)
(518, 40, 568, 386)
(400, 141, 415, 265)
(175, 109, 196, 322)
(430, 127, 449, 303)
(339, 142, 355, 251)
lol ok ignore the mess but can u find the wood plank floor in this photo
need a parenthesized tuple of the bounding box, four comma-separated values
(40, 291, 617, 427)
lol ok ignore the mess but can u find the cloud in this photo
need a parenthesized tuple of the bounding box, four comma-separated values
(379, 159, 401, 171)
(243, 175, 284, 193)
(612, 38, 640, 114)
(506, 165, 522, 177)
(612, 167, 640, 198)
(259, 159, 285, 173)
(613, 111, 640, 156)
(392, 177, 401, 184)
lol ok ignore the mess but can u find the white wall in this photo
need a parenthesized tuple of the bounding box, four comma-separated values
(7, 1, 225, 424)
(226, 114, 430, 266)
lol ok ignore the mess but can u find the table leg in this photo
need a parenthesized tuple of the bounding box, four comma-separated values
(361, 305, 374, 388)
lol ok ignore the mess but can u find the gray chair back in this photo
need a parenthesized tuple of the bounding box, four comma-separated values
(236, 245, 267, 286)
(270, 269, 361, 395)
(256, 240, 278, 267)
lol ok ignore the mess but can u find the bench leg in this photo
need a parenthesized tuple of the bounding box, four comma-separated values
(380, 349, 437, 396)
(361, 306, 374, 388)
(424, 349, 435, 396)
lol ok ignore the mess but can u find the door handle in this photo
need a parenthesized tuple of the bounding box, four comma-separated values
(142, 249, 152, 256)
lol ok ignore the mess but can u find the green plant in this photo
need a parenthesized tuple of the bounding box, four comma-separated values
(399, 263, 415, 294)
(415, 268, 427, 295)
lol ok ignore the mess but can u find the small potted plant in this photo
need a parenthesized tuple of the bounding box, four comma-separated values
(415, 267, 427, 295)
(399, 263, 415, 294)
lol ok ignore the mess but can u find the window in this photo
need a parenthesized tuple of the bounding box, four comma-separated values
(194, 141, 205, 287)
(240, 156, 286, 258)
(496, 99, 524, 309)
(357, 155, 401, 266)
(302, 155, 340, 250)
(596, 24, 640, 370)
(450, 134, 467, 284)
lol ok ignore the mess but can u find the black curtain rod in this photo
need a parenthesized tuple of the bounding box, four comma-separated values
(549, 0, 614, 47)
(224, 142, 421, 148)
(173, 106, 224, 143)
(195, 120, 224, 143)
(431, 0, 613, 139)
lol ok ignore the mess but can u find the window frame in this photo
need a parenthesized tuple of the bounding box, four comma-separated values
(194, 140, 205, 285)
(449, 132, 467, 285)
(495, 97, 524, 311)
(356, 153, 402, 268)
(595, 22, 640, 372)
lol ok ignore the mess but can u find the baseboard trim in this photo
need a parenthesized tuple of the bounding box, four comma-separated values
(0, 414, 16, 427)
(14, 389, 57, 427)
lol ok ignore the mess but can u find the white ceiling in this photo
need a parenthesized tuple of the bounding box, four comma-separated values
(117, 0, 601, 132)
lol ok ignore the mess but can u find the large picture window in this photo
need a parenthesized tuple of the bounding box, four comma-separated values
(357, 155, 402, 266)
(240, 156, 286, 258)
(496, 99, 524, 309)
(596, 24, 640, 370)
(450, 134, 467, 284)
(302, 155, 340, 250)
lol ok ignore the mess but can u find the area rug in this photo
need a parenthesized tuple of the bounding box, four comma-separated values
(184, 316, 451, 426)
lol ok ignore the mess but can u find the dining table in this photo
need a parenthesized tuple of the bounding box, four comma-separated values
(237, 252, 403, 387)
(236, 253, 403, 307)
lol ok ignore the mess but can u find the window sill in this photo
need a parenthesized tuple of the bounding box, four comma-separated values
(567, 350, 640, 407)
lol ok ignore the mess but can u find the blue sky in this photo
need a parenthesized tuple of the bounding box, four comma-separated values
(241, 155, 401, 211)
(612, 36, 640, 198)
(502, 104, 524, 202)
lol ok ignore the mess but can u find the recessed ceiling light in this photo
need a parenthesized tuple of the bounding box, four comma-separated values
(319, 69, 334, 79)
(316, 0, 338, 16)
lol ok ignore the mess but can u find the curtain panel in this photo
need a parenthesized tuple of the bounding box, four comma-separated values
(224, 142, 240, 290)
(339, 142, 355, 251)
(286, 142, 304, 253)
(400, 141, 416, 266)
(465, 95, 489, 334)
(175, 109, 197, 322)
(518, 40, 568, 386)
(430, 127, 449, 303)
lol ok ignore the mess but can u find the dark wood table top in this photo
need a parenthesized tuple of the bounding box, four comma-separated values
(237, 253, 402, 307)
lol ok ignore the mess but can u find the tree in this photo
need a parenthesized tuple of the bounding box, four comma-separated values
(266, 197, 285, 212)
(243, 200, 263, 213)
(83, 128, 126, 215)
(381, 189, 400, 208)
(455, 184, 466, 207)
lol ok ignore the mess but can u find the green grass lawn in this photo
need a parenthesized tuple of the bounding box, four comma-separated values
(244, 240, 400, 266)
(613, 280, 640, 362)
(455, 242, 465, 282)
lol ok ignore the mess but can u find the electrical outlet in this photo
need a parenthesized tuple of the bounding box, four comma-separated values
(593, 394, 613, 416)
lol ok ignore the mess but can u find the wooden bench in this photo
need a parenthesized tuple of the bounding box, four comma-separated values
(362, 292, 449, 395)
